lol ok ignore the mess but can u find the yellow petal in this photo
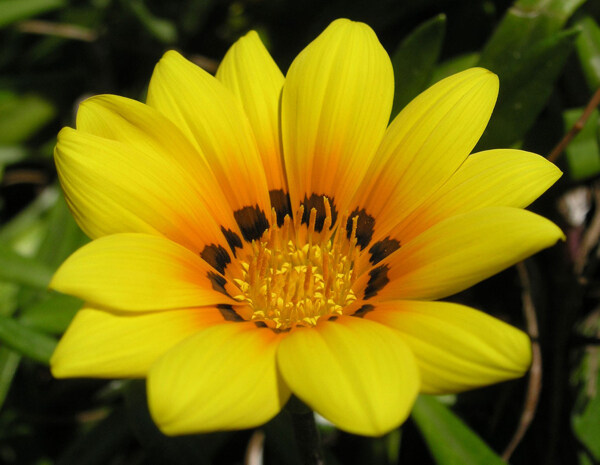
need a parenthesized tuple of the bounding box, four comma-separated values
(74, 95, 244, 247)
(51, 306, 224, 378)
(50, 234, 235, 311)
(147, 51, 271, 242)
(281, 19, 393, 230)
(55, 127, 239, 260)
(349, 68, 498, 251)
(277, 316, 419, 436)
(364, 301, 532, 393)
(354, 207, 564, 301)
(216, 31, 287, 199)
(147, 322, 289, 434)
(359, 149, 561, 268)
(393, 149, 562, 245)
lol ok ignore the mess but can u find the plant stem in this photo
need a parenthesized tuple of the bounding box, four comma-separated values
(502, 261, 542, 460)
(547, 86, 600, 163)
(286, 396, 324, 465)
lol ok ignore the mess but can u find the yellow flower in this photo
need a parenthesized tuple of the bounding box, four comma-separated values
(49, 19, 563, 437)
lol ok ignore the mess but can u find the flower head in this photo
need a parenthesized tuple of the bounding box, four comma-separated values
(50, 19, 563, 436)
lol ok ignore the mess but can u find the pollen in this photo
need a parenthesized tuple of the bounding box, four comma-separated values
(231, 197, 359, 330)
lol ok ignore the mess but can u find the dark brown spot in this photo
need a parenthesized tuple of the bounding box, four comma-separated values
(327, 315, 339, 321)
(200, 244, 231, 274)
(207, 271, 229, 297)
(364, 265, 390, 299)
(233, 205, 269, 242)
(300, 193, 337, 232)
(346, 208, 375, 250)
(221, 227, 242, 257)
(352, 304, 375, 317)
(369, 237, 401, 265)
(254, 321, 268, 328)
(217, 304, 244, 322)
(269, 189, 292, 226)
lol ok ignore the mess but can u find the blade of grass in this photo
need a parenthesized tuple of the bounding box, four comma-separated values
(0, 314, 56, 364)
(412, 395, 506, 465)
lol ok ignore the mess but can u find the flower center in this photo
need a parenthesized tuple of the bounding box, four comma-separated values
(232, 198, 359, 330)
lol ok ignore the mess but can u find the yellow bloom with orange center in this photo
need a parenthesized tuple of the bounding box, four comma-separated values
(50, 19, 564, 436)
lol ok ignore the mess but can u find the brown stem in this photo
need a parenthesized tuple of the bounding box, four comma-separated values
(547, 87, 600, 163)
(1, 169, 49, 187)
(502, 262, 542, 461)
(16, 20, 97, 42)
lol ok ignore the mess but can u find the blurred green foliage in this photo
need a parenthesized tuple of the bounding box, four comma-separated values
(0, 0, 65, 29)
(390, 14, 445, 118)
(564, 108, 600, 180)
(0, 0, 600, 463)
(573, 368, 600, 462)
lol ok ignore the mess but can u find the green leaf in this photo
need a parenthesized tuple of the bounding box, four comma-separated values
(180, 0, 213, 35)
(0, 0, 65, 29)
(0, 314, 56, 364)
(0, 281, 18, 317)
(411, 395, 506, 465)
(19, 293, 81, 334)
(0, 242, 54, 289)
(564, 108, 600, 180)
(0, 279, 20, 410)
(431, 53, 480, 84)
(0, 187, 59, 245)
(479, 0, 585, 60)
(573, 370, 600, 460)
(0, 348, 20, 409)
(0, 93, 55, 145)
(34, 193, 88, 269)
(477, 28, 579, 149)
(0, 146, 28, 166)
(390, 14, 446, 118)
(575, 16, 600, 91)
(128, 0, 177, 44)
(474, 0, 584, 149)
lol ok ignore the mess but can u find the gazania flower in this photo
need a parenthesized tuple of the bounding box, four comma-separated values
(50, 18, 563, 436)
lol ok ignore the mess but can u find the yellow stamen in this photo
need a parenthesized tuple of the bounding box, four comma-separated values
(230, 197, 358, 330)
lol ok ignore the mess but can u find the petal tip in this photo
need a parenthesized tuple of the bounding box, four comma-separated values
(548, 221, 566, 243)
(457, 67, 499, 97)
(240, 29, 260, 42)
(48, 270, 63, 293)
(48, 356, 63, 378)
(154, 50, 189, 75)
(474, 67, 499, 94)
(323, 17, 378, 37)
(56, 126, 75, 143)
(49, 346, 75, 379)
(160, 49, 183, 62)
(501, 327, 533, 380)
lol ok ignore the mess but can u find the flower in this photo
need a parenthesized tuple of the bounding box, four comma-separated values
(50, 18, 563, 437)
